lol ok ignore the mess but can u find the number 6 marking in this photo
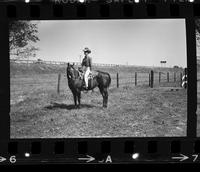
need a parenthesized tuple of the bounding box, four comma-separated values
(10, 156, 16, 163)
(192, 155, 198, 162)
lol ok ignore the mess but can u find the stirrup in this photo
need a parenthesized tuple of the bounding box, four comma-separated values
(82, 85, 88, 90)
(83, 88, 88, 93)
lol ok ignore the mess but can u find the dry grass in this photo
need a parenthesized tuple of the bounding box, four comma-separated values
(10, 64, 186, 138)
(10, 81, 187, 138)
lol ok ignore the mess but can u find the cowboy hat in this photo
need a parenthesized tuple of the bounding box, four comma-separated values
(83, 47, 91, 53)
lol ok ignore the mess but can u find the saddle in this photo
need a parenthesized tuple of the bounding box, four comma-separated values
(78, 67, 96, 80)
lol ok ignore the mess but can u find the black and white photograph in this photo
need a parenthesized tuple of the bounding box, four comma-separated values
(10, 19, 187, 138)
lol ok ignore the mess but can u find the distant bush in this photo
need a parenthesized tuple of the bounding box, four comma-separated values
(173, 65, 180, 69)
(35, 59, 43, 64)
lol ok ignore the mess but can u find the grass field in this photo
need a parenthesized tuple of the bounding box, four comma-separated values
(10, 63, 187, 138)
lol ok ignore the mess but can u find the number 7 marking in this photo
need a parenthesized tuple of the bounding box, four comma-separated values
(192, 155, 198, 162)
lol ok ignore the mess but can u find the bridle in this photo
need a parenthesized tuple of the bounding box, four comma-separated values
(67, 65, 81, 80)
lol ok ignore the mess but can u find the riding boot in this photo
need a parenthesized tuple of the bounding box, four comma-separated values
(82, 84, 88, 92)
(84, 85, 88, 90)
(82, 82, 86, 89)
(83, 88, 88, 93)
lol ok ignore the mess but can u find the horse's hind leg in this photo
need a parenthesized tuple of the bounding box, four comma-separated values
(104, 88, 108, 107)
(98, 87, 104, 107)
(103, 88, 108, 108)
(99, 87, 108, 108)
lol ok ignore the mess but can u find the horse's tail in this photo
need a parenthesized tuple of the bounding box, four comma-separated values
(96, 70, 111, 88)
(107, 73, 111, 88)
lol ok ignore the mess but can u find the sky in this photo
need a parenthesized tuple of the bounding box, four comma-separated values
(196, 19, 200, 58)
(197, 46, 200, 58)
(32, 19, 187, 67)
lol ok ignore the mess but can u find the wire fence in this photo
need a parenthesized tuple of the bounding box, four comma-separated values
(10, 59, 128, 67)
(10, 59, 187, 95)
(11, 71, 185, 95)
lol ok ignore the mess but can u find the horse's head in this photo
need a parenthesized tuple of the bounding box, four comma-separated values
(67, 63, 78, 79)
(67, 63, 74, 79)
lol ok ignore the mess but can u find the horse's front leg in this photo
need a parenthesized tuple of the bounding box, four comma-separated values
(77, 91, 81, 108)
(73, 92, 77, 107)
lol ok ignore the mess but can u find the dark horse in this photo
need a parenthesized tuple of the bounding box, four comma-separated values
(66, 63, 111, 108)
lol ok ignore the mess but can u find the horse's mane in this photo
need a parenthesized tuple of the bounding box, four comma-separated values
(70, 65, 81, 78)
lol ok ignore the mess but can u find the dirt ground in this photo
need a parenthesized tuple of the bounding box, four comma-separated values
(10, 83, 187, 138)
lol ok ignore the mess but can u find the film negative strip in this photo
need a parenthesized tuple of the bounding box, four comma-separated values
(0, 0, 200, 165)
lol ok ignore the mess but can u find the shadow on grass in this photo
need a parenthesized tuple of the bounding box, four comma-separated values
(44, 102, 96, 110)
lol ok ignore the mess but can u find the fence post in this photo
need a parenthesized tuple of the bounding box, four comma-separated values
(57, 73, 61, 94)
(150, 70, 154, 88)
(135, 72, 137, 86)
(167, 72, 169, 82)
(159, 72, 161, 83)
(184, 68, 187, 89)
(180, 72, 182, 87)
(149, 73, 150, 86)
(117, 73, 119, 88)
(174, 73, 176, 82)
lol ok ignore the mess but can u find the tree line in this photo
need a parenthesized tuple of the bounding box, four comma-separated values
(196, 19, 200, 47)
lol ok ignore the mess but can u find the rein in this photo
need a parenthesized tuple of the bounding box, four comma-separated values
(68, 66, 82, 80)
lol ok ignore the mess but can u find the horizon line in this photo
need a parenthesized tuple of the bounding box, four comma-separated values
(10, 58, 186, 68)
